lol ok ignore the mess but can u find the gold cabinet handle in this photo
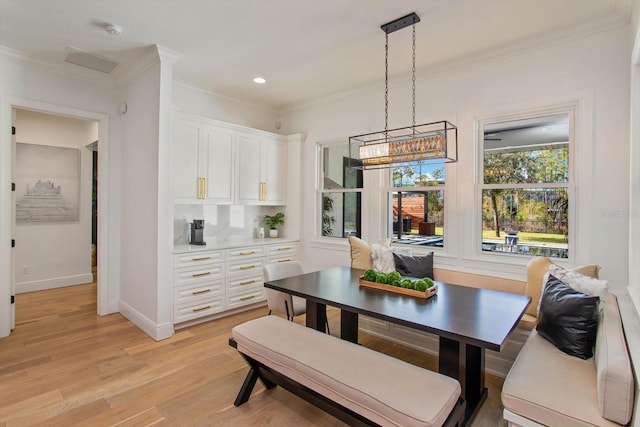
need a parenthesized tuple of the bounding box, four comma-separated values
(263, 182, 267, 201)
(192, 289, 211, 295)
(203, 177, 207, 199)
(239, 251, 255, 256)
(240, 295, 256, 301)
(277, 259, 292, 263)
(192, 256, 211, 261)
(193, 305, 211, 312)
(192, 272, 211, 277)
(240, 280, 255, 286)
(239, 265, 255, 270)
(198, 177, 203, 199)
(277, 247, 291, 251)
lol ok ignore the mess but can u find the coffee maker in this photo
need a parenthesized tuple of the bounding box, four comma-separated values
(190, 219, 206, 245)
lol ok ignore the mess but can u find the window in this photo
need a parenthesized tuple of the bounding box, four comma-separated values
(319, 141, 362, 238)
(388, 162, 445, 247)
(480, 112, 571, 258)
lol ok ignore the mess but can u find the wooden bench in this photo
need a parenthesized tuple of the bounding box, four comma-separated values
(229, 315, 466, 427)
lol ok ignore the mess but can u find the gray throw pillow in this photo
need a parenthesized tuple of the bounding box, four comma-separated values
(392, 252, 434, 279)
(536, 274, 599, 359)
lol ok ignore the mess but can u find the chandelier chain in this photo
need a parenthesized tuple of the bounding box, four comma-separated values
(412, 22, 416, 132)
(385, 32, 389, 138)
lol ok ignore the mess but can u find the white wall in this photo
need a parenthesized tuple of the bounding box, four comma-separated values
(173, 82, 279, 132)
(14, 109, 95, 293)
(0, 50, 122, 337)
(280, 25, 632, 295)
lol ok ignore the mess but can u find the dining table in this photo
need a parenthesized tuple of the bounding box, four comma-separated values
(263, 265, 531, 426)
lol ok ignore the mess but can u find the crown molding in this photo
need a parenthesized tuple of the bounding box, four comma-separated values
(0, 45, 117, 88)
(278, 10, 631, 116)
(173, 79, 277, 114)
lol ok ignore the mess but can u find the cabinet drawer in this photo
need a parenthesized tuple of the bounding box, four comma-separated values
(173, 296, 225, 323)
(227, 274, 264, 295)
(265, 243, 298, 257)
(226, 246, 264, 261)
(174, 280, 224, 306)
(174, 251, 224, 269)
(226, 289, 264, 310)
(227, 258, 265, 277)
(174, 264, 225, 287)
(266, 254, 298, 264)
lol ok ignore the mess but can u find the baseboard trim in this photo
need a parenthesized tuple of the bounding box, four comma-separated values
(16, 273, 94, 294)
(119, 301, 174, 341)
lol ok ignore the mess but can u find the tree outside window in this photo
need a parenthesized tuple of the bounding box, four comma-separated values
(481, 113, 571, 258)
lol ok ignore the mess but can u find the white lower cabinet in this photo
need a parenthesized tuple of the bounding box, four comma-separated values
(173, 242, 298, 326)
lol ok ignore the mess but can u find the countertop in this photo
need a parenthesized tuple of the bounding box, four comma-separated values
(174, 237, 299, 254)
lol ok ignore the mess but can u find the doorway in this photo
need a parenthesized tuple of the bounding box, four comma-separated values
(0, 98, 112, 337)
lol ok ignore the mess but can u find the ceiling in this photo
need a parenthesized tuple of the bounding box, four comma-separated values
(0, 0, 632, 112)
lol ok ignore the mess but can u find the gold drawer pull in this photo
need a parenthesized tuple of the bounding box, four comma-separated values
(239, 251, 255, 256)
(239, 265, 255, 270)
(192, 272, 211, 277)
(240, 280, 255, 286)
(192, 289, 211, 295)
(277, 247, 291, 251)
(192, 305, 211, 312)
(240, 295, 256, 301)
(277, 259, 292, 263)
(192, 256, 211, 261)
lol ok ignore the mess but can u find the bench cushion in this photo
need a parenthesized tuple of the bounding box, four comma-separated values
(595, 293, 634, 425)
(233, 316, 461, 427)
(502, 329, 620, 427)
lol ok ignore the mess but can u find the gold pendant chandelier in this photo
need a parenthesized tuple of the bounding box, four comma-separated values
(349, 12, 457, 170)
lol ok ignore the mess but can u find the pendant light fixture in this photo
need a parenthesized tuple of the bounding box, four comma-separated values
(349, 12, 457, 170)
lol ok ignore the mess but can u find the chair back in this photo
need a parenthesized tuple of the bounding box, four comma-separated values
(263, 261, 304, 318)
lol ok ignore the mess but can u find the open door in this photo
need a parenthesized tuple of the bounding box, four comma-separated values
(10, 109, 16, 330)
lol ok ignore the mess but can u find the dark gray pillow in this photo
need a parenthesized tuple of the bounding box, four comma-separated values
(392, 252, 434, 279)
(536, 274, 599, 359)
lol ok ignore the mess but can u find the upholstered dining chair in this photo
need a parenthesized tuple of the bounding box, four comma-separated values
(263, 261, 329, 333)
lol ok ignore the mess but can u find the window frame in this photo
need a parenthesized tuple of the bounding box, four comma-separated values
(475, 105, 577, 263)
(384, 162, 448, 250)
(316, 138, 363, 240)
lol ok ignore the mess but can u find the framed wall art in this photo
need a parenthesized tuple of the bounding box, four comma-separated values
(15, 143, 80, 223)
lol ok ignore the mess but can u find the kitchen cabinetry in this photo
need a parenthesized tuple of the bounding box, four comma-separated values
(173, 241, 298, 326)
(172, 250, 226, 323)
(172, 113, 286, 206)
(172, 117, 234, 204)
(236, 133, 286, 205)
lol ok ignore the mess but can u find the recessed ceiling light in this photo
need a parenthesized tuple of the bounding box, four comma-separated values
(253, 77, 266, 84)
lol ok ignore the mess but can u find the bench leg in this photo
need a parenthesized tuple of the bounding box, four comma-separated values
(234, 353, 278, 406)
(234, 367, 260, 406)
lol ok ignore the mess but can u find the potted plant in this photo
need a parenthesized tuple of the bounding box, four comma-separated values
(263, 212, 285, 238)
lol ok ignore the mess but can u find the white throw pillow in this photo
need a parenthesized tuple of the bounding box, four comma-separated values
(371, 244, 396, 273)
(547, 263, 608, 299)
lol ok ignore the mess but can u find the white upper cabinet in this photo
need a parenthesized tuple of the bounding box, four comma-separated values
(236, 133, 286, 205)
(172, 114, 286, 206)
(172, 116, 234, 204)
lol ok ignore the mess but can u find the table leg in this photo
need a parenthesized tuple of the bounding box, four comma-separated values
(305, 300, 327, 333)
(340, 310, 358, 343)
(439, 337, 487, 426)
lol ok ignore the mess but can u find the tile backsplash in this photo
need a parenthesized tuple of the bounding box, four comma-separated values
(173, 204, 280, 245)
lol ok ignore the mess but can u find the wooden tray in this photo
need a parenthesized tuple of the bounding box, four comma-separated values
(359, 277, 438, 299)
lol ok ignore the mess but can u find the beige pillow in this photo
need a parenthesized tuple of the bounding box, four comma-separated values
(525, 257, 553, 317)
(348, 236, 391, 270)
(525, 256, 602, 318)
(348, 236, 372, 270)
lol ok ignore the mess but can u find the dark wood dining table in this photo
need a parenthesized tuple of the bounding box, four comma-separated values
(263, 266, 530, 426)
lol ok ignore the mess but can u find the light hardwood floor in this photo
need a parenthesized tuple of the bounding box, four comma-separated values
(0, 283, 507, 426)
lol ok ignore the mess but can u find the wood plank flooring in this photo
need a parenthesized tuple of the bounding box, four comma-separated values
(0, 283, 507, 426)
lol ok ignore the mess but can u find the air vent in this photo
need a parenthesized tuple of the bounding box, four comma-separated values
(64, 47, 119, 73)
